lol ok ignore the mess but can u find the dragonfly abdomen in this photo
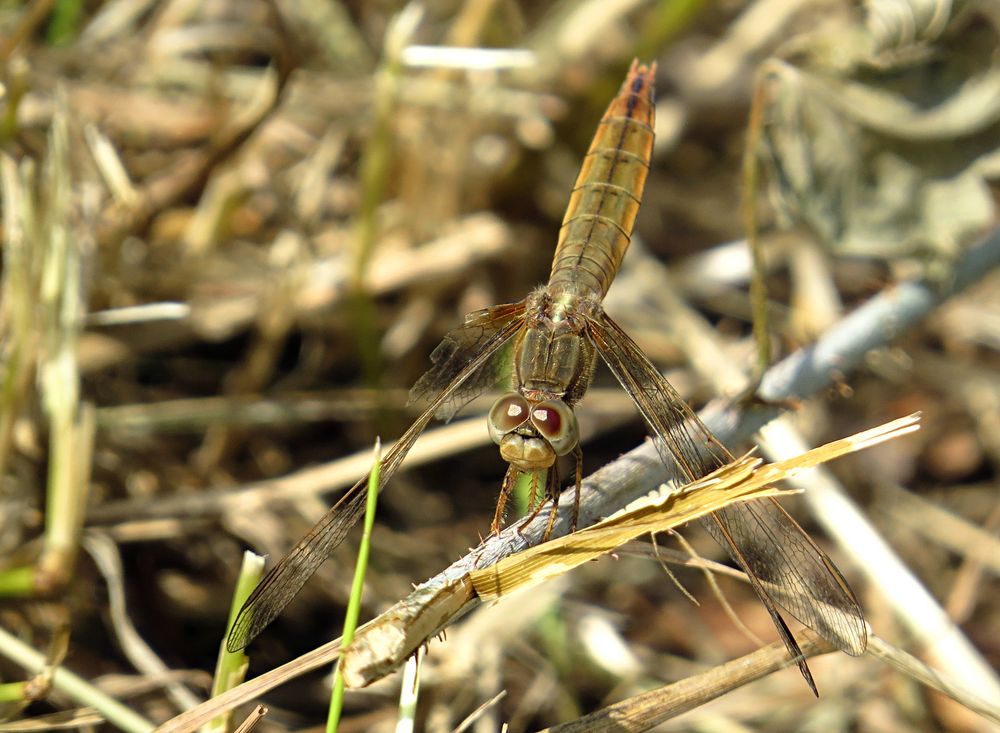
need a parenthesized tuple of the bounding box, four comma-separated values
(549, 61, 656, 299)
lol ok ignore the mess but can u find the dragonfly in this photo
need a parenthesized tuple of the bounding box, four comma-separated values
(227, 60, 866, 692)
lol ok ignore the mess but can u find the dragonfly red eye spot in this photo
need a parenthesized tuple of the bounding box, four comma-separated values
(488, 394, 530, 444)
(530, 399, 579, 456)
(531, 406, 560, 434)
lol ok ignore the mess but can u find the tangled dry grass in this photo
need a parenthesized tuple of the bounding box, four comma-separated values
(0, 1, 998, 731)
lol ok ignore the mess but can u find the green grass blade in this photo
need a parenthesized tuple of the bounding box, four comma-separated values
(327, 439, 381, 733)
(202, 551, 265, 733)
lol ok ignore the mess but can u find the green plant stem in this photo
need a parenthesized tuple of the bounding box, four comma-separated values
(202, 552, 265, 733)
(635, 0, 705, 66)
(0, 567, 36, 597)
(46, 0, 82, 46)
(0, 625, 154, 733)
(744, 67, 773, 380)
(350, 5, 421, 390)
(327, 441, 381, 733)
(38, 107, 90, 595)
(0, 680, 29, 703)
(514, 470, 545, 518)
(0, 155, 36, 480)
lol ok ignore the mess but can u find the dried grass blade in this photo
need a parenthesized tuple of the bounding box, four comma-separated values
(471, 414, 920, 601)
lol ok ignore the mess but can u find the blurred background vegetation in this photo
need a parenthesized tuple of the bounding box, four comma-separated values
(0, 0, 997, 730)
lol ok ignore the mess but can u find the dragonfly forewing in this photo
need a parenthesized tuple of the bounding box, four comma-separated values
(226, 311, 526, 652)
(409, 301, 526, 421)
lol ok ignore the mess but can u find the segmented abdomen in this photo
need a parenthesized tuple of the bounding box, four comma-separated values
(549, 60, 656, 299)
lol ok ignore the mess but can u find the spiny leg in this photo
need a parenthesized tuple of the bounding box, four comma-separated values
(534, 447, 584, 540)
(491, 465, 520, 535)
(525, 468, 541, 513)
(569, 443, 583, 533)
(540, 465, 562, 541)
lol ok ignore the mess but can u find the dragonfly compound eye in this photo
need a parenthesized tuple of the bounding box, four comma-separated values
(488, 393, 531, 444)
(529, 399, 579, 456)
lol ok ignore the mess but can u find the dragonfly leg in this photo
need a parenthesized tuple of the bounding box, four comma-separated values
(526, 469, 541, 512)
(540, 466, 562, 540)
(570, 443, 583, 533)
(491, 466, 519, 535)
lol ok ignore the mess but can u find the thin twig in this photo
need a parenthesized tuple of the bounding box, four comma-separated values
(538, 629, 836, 733)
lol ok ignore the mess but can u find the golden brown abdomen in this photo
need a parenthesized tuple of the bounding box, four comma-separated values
(549, 60, 656, 299)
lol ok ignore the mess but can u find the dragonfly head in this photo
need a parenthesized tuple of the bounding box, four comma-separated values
(488, 393, 579, 471)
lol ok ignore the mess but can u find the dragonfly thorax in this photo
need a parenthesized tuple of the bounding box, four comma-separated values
(515, 310, 594, 400)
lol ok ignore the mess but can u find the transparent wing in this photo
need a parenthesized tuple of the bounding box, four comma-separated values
(226, 310, 526, 652)
(409, 301, 526, 421)
(586, 312, 866, 679)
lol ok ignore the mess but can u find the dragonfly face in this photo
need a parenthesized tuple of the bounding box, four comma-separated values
(487, 393, 579, 471)
(487, 290, 594, 472)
